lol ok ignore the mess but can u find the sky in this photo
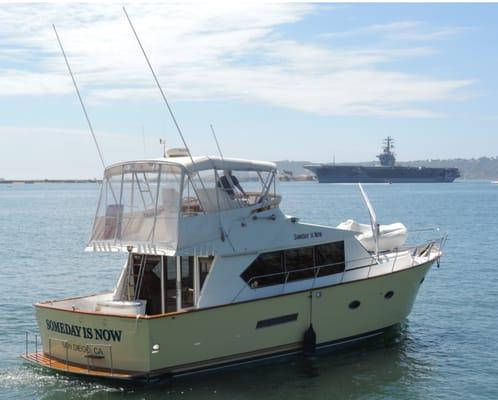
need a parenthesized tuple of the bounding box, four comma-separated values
(1, 2, 498, 179)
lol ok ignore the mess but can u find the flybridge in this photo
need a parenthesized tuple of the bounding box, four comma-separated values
(87, 157, 280, 255)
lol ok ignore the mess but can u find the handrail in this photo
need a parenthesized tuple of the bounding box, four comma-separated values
(24, 332, 40, 363)
(231, 235, 446, 303)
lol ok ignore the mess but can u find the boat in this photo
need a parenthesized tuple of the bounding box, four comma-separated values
(22, 14, 446, 381)
(305, 137, 461, 183)
(22, 148, 446, 380)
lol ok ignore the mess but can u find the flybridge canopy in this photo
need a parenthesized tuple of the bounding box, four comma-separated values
(88, 156, 279, 255)
(104, 156, 276, 178)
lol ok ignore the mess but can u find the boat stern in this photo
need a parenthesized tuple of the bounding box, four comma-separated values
(23, 299, 154, 379)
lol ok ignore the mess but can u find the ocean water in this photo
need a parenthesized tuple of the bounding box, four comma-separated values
(1, 181, 497, 399)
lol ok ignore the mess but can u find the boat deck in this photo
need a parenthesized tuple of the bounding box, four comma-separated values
(21, 352, 143, 380)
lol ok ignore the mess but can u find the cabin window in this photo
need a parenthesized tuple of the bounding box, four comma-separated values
(241, 251, 284, 288)
(285, 246, 315, 281)
(315, 242, 345, 276)
(240, 241, 346, 288)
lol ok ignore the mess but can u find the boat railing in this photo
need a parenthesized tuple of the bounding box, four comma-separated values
(24, 332, 40, 363)
(23, 332, 115, 376)
(231, 235, 446, 303)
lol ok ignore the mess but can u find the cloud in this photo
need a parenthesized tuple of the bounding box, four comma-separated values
(0, 4, 473, 118)
(323, 20, 467, 42)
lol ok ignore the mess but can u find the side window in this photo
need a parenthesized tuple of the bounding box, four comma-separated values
(315, 242, 345, 276)
(241, 252, 284, 288)
(240, 241, 346, 288)
(285, 246, 314, 281)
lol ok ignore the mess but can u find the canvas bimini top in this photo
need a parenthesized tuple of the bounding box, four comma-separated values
(103, 156, 276, 178)
(87, 155, 280, 256)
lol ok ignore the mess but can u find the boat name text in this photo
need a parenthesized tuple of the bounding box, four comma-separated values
(294, 231, 322, 240)
(45, 319, 122, 342)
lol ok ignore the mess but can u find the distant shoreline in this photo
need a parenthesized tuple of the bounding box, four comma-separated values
(0, 179, 101, 184)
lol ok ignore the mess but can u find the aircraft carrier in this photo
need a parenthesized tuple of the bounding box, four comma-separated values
(305, 137, 460, 183)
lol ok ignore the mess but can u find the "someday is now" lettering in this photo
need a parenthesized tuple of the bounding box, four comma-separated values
(46, 319, 123, 342)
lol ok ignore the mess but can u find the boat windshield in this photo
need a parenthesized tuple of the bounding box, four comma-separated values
(183, 168, 275, 215)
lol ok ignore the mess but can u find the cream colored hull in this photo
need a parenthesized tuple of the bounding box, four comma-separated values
(33, 260, 432, 379)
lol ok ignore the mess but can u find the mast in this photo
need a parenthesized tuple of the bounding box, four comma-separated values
(377, 136, 396, 167)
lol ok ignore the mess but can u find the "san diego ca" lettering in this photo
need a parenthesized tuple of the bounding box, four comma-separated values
(45, 319, 122, 342)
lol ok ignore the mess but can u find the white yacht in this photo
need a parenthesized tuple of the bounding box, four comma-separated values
(23, 149, 445, 380)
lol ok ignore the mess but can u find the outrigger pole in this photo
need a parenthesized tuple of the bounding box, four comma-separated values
(210, 124, 225, 162)
(122, 7, 209, 201)
(53, 24, 106, 170)
(53, 25, 117, 204)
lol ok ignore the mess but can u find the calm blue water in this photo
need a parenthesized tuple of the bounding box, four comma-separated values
(1, 181, 497, 399)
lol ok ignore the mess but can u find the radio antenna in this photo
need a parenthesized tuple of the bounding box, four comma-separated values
(209, 123, 235, 248)
(53, 24, 106, 170)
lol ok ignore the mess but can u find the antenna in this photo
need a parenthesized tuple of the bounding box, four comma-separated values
(209, 124, 235, 247)
(122, 7, 205, 185)
(52, 24, 106, 170)
(159, 138, 167, 158)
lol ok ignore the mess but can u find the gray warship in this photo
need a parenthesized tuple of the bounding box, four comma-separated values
(305, 137, 460, 183)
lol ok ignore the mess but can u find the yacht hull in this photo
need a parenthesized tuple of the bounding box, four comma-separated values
(29, 260, 433, 380)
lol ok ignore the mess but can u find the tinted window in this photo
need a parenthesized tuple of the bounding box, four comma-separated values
(240, 241, 347, 288)
(315, 242, 345, 277)
(285, 247, 315, 281)
(241, 252, 284, 288)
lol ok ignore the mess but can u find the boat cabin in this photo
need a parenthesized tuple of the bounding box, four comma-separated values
(83, 155, 287, 315)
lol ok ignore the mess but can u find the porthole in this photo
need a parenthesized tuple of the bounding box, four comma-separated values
(384, 290, 394, 299)
(349, 300, 361, 310)
(420, 277, 425, 285)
